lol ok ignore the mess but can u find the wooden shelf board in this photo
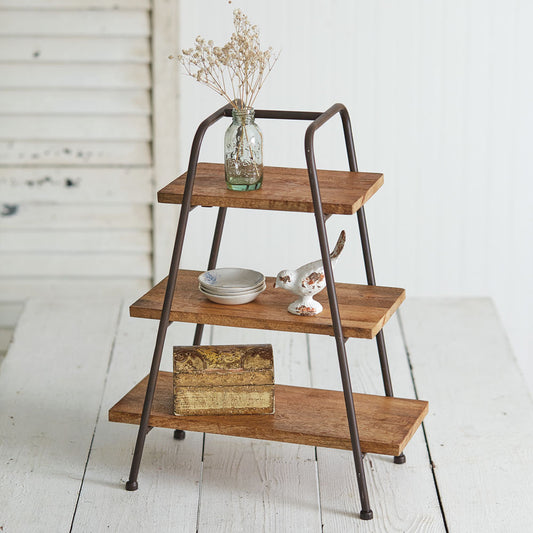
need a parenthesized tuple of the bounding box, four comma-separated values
(109, 372, 428, 456)
(157, 163, 384, 215)
(129, 270, 405, 339)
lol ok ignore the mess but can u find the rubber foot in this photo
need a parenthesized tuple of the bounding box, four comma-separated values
(125, 480, 138, 491)
(394, 453, 406, 464)
(360, 509, 373, 520)
(173, 429, 186, 440)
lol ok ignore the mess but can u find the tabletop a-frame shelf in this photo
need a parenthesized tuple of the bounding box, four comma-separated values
(157, 162, 383, 214)
(112, 103, 427, 522)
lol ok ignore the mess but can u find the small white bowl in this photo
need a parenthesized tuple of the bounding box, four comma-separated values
(201, 279, 266, 295)
(199, 268, 265, 292)
(199, 284, 265, 305)
(199, 281, 266, 297)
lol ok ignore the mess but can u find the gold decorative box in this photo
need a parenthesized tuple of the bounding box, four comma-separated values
(173, 344, 274, 416)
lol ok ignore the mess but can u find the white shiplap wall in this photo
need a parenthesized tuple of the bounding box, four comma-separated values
(175, 1, 533, 391)
(0, 0, 153, 300)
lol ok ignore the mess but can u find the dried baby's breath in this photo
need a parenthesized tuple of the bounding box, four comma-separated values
(174, 9, 279, 109)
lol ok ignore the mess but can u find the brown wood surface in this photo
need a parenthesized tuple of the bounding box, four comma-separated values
(129, 270, 405, 339)
(109, 372, 428, 456)
(157, 163, 384, 215)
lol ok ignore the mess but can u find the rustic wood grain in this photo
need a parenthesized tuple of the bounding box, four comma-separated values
(0, 204, 151, 229)
(0, 37, 150, 63)
(130, 270, 405, 339)
(0, 64, 150, 89)
(0, 252, 150, 277)
(0, 141, 151, 166)
(0, 3, 154, 301)
(0, 229, 150, 253)
(157, 162, 384, 215)
(109, 371, 428, 456)
(0, 279, 150, 300)
(0, 115, 151, 140)
(0, 167, 151, 203)
(0, 0, 150, 8)
(0, 10, 150, 36)
(0, 89, 150, 114)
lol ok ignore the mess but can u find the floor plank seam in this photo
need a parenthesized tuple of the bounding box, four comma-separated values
(68, 304, 123, 533)
(0, 300, 26, 372)
(195, 432, 206, 533)
(314, 447, 325, 532)
(308, 334, 325, 531)
(397, 310, 450, 533)
(194, 325, 210, 533)
(305, 334, 314, 387)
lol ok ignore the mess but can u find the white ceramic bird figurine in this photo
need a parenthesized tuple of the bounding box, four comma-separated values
(274, 230, 346, 316)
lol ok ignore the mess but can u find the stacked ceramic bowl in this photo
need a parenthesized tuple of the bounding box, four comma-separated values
(198, 268, 266, 305)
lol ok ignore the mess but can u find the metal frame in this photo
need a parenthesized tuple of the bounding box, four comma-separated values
(125, 102, 404, 520)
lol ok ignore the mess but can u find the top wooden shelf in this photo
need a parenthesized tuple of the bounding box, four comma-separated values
(157, 163, 384, 215)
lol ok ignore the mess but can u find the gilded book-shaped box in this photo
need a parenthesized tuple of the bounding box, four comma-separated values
(173, 344, 274, 415)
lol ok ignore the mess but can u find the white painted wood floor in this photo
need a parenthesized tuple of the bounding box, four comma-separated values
(1, 298, 531, 532)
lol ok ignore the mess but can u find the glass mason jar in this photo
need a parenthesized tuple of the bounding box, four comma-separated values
(224, 107, 263, 191)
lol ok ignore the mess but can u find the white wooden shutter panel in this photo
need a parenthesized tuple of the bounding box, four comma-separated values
(0, 0, 153, 299)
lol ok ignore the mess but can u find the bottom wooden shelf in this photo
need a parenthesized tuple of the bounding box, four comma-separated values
(109, 372, 428, 456)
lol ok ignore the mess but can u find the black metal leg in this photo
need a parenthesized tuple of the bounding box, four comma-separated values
(341, 103, 406, 466)
(305, 119, 373, 519)
(356, 207, 406, 465)
(125, 103, 230, 491)
(394, 453, 406, 464)
(192, 207, 228, 347)
(174, 207, 229, 442)
(173, 429, 186, 440)
(126, 204, 192, 490)
(356, 207, 394, 396)
(312, 204, 373, 519)
(339, 106, 398, 403)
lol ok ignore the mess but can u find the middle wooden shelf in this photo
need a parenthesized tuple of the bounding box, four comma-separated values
(130, 269, 405, 339)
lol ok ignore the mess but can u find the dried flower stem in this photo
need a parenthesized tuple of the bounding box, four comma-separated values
(173, 9, 279, 110)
